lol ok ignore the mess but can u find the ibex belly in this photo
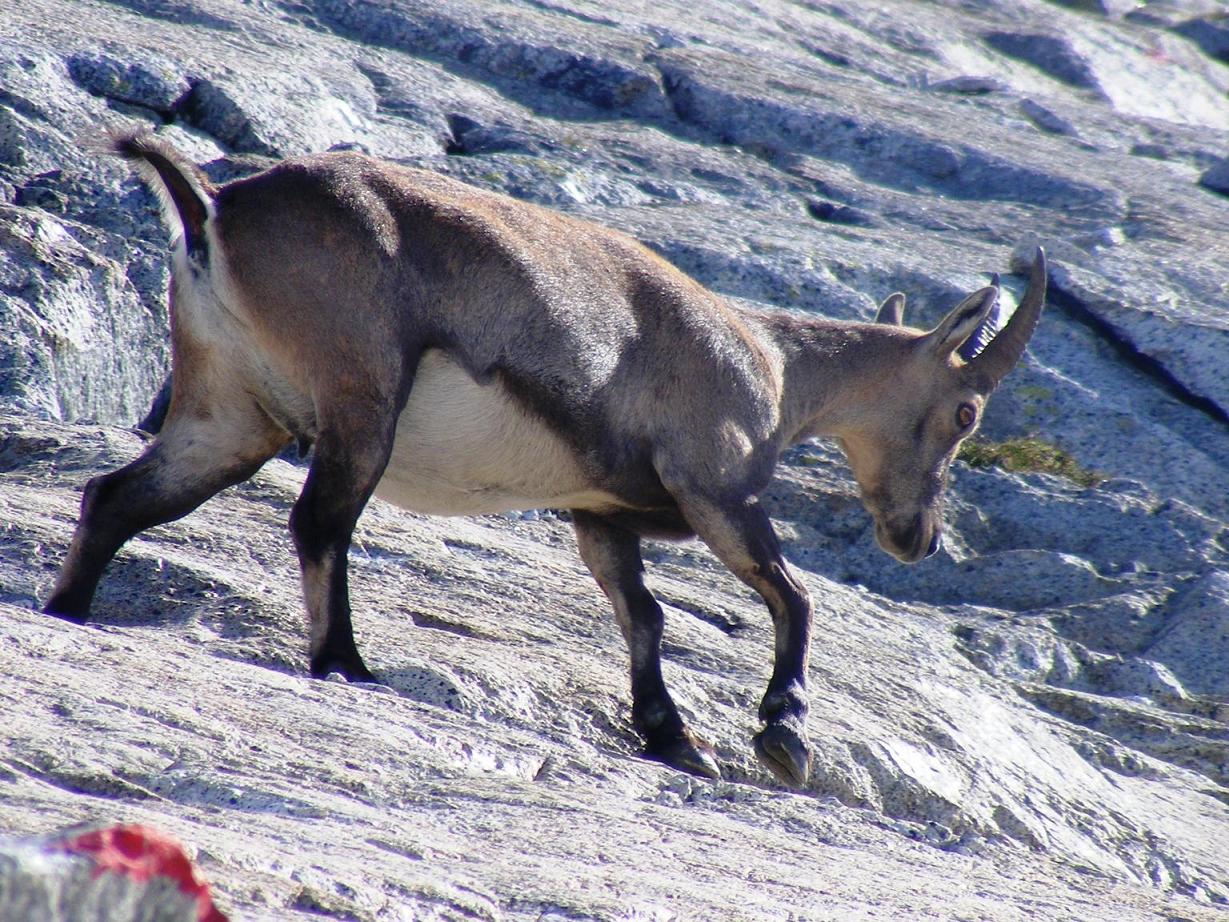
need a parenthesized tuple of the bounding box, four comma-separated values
(374, 350, 623, 516)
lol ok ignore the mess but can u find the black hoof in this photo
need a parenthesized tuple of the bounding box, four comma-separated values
(42, 604, 89, 626)
(646, 729, 722, 780)
(310, 651, 376, 684)
(753, 722, 811, 787)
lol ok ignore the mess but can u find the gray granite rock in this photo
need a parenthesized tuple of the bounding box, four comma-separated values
(1148, 571, 1229, 699)
(1174, 12, 1229, 62)
(984, 31, 1104, 91)
(0, 0, 1227, 919)
(1199, 157, 1229, 196)
(66, 47, 191, 114)
(4, 417, 1229, 920)
(0, 206, 169, 422)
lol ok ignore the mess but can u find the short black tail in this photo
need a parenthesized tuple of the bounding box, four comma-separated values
(110, 131, 215, 262)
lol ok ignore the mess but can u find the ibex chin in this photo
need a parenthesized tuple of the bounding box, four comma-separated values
(45, 131, 1045, 786)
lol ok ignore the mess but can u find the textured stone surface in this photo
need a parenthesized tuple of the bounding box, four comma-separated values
(2, 419, 1228, 920)
(0, 0, 1227, 919)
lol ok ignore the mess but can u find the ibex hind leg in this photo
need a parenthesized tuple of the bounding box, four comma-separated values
(572, 511, 721, 779)
(44, 399, 287, 622)
(288, 392, 407, 684)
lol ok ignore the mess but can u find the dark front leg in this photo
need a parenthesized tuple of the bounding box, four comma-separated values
(572, 511, 720, 779)
(752, 555, 813, 787)
(674, 495, 813, 786)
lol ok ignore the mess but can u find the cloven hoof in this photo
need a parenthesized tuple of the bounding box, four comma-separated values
(310, 652, 377, 684)
(43, 605, 89, 626)
(753, 722, 811, 787)
(648, 730, 722, 780)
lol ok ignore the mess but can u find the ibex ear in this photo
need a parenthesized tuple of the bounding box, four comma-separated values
(921, 285, 999, 361)
(875, 292, 906, 326)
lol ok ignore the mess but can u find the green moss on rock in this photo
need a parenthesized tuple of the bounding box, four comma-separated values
(958, 437, 1103, 488)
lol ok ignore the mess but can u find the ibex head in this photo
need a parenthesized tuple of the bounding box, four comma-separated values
(839, 249, 1046, 563)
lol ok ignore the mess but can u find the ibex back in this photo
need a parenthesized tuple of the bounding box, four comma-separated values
(45, 132, 1045, 786)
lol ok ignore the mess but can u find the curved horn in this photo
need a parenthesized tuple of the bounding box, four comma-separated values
(956, 273, 1002, 361)
(966, 248, 1046, 392)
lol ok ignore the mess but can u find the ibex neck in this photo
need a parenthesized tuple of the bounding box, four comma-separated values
(755, 311, 915, 445)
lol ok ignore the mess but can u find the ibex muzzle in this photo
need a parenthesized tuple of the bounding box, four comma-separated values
(45, 132, 1045, 787)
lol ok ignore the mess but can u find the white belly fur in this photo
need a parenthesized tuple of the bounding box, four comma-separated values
(374, 350, 624, 515)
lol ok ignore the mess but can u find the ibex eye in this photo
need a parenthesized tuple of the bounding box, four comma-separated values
(957, 403, 977, 430)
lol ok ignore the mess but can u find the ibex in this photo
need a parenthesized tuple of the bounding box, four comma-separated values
(45, 131, 1045, 786)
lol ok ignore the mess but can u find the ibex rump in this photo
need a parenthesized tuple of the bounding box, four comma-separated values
(45, 132, 1045, 785)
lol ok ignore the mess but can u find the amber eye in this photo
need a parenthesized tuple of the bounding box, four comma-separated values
(956, 403, 977, 431)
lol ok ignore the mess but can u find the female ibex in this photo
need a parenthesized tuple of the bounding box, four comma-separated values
(45, 131, 1045, 786)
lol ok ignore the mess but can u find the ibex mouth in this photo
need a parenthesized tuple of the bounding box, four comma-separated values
(875, 515, 940, 565)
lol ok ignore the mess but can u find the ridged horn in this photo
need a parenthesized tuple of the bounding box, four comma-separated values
(965, 248, 1046, 392)
(956, 273, 1001, 361)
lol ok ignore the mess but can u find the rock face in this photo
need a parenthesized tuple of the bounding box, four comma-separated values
(0, 1, 1226, 920)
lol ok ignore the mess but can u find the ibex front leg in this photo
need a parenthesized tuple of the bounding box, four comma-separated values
(681, 496, 813, 786)
(572, 511, 720, 779)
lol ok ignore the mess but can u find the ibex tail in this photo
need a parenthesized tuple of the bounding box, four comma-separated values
(111, 130, 215, 263)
